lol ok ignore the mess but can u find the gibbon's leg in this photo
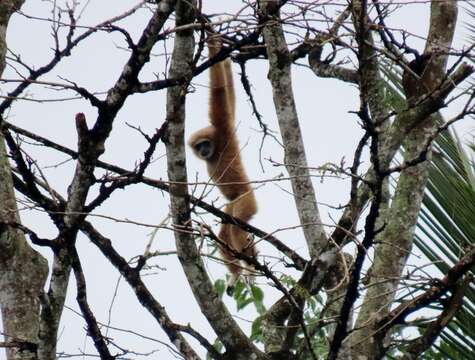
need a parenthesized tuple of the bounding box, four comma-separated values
(230, 225, 257, 258)
(228, 193, 257, 287)
(218, 204, 242, 294)
(229, 191, 258, 260)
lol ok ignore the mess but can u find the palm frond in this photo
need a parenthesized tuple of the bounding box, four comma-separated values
(380, 47, 475, 360)
(414, 126, 475, 359)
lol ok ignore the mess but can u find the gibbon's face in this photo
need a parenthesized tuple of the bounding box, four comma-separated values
(193, 138, 215, 160)
(188, 126, 216, 160)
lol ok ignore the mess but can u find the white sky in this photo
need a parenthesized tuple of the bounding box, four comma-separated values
(1, 1, 473, 359)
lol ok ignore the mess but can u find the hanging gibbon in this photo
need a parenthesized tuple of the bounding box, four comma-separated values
(188, 37, 257, 292)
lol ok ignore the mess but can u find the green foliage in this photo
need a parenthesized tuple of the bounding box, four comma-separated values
(413, 125, 475, 360)
(214, 279, 226, 299)
(250, 285, 266, 315)
(279, 273, 297, 287)
(250, 315, 264, 343)
(213, 278, 270, 345)
(230, 279, 267, 314)
(233, 279, 254, 311)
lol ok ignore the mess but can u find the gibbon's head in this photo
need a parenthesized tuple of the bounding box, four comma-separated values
(188, 126, 216, 160)
(193, 138, 215, 160)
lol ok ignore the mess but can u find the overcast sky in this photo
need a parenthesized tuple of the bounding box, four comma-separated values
(1, 1, 473, 358)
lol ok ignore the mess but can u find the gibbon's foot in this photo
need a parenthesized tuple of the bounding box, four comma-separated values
(225, 272, 256, 296)
(226, 272, 239, 296)
(226, 284, 235, 296)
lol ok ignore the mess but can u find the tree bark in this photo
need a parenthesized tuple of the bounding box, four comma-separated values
(0, 2, 49, 360)
(259, 0, 327, 259)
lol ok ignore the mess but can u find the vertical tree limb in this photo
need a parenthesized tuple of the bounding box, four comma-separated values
(0, 135, 48, 360)
(258, 0, 327, 259)
(350, 2, 459, 358)
(256, 1, 330, 353)
(36, 111, 101, 360)
(325, 2, 393, 356)
(0, 2, 49, 360)
(164, 1, 266, 358)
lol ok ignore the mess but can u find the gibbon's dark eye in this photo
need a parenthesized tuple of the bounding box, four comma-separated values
(195, 140, 214, 159)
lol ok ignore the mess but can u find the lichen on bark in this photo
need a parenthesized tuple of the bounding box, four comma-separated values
(1, 4, 49, 360)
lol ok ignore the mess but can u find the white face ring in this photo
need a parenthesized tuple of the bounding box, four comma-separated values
(194, 139, 214, 160)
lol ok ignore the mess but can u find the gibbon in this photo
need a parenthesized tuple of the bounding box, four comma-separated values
(188, 37, 257, 292)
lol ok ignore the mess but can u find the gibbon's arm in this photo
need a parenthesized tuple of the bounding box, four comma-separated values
(208, 38, 235, 134)
(223, 55, 236, 117)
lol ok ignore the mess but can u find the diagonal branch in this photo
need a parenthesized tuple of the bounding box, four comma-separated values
(3, 119, 307, 270)
(79, 222, 202, 360)
(70, 248, 114, 360)
(400, 275, 471, 360)
(379, 245, 475, 339)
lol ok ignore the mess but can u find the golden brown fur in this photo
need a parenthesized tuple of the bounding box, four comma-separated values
(188, 38, 257, 286)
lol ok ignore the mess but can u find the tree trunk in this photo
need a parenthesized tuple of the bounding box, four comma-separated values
(1, 4, 48, 360)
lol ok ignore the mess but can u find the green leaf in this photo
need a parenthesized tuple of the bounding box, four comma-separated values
(237, 297, 253, 311)
(232, 279, 246, 300)
(251, 284, 266, 314)
(214, 279, 226, 299)
(251, 316, 263, 342)
(251, 284, 264, 302)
